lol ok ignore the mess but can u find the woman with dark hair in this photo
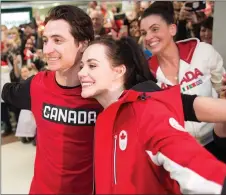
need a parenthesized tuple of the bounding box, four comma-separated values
(200, 16, 213, 44)
(128, 18, 141, 43)
(78, 36, 226, 194)
(139, 1, 225, 159)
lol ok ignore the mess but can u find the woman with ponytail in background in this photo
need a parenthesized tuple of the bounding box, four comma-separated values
(139, 1, 225, 160)
(78, 36, 226, 194)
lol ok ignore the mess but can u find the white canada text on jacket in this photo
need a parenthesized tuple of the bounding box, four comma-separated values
(42, 103, 98, 126)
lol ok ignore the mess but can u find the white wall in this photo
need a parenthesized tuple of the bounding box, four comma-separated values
(212, 1, 226, 68)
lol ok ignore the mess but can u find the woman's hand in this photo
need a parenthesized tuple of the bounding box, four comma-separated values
(220, 74, 226, 99)
(179, 2, 192, 21)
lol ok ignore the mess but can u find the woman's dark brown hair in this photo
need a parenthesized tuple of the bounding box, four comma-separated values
(89, 36, 157, 89)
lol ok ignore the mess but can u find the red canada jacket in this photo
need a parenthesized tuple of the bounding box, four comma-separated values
(94, 85, 226, 194)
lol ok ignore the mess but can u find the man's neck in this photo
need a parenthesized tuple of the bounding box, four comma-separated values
(55, 64, 80, 87)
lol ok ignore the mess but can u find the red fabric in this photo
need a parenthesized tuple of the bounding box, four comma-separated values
(94, 86, 226, 194)
(29, 71, 102, 194)
(1, 41, 4, 50)
(148, 55, 158, 75)
(1, 60, 8, 66)
(148, 39, 198, 74)
(115, 19, 123, 30)
(24, 48, 33, 60)
(177, 39, 197, 64)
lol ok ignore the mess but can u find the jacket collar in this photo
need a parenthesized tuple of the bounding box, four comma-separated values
(98, 83, 184, 134)
(149, 38, 199, 74)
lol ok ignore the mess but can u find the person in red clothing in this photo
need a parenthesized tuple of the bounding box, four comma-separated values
(140, 1, 225, 160)
(78, 36, 226, 194)
(2, 5, 101, 194)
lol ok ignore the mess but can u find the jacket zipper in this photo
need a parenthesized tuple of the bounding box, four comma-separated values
(113, 135, 117, 185)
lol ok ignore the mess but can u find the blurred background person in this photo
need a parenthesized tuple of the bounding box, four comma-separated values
(200, 16, 213, 44)
(87, 1, 99, 15)
(173, 1, 184, 23)
(23, 37, 36, 66)
(89, 10, 106, 38)
(1, 59, 12, 136)
(140, 1, 151, 16)
(128, 18, 141, 43)
(15, 66, 37, 145)
(205, 1, 215, 17)
(2, 26, 22, 134)
(176, 1, 207, 41)
(100, 1, 115, 33)
(21, 23, 38, 64)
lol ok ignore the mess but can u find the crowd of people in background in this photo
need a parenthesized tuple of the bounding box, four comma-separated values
(1, 17, 46, 144)
(0, 0, 221, 145)
(1, 1, 226, 194)
(86, 1, 214, 45)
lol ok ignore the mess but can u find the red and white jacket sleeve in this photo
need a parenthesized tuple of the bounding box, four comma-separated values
(139, 101, 226, 194)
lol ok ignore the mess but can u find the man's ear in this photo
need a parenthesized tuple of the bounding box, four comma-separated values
(113, 64, 126, 80)
(78, 40, 89, 53)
